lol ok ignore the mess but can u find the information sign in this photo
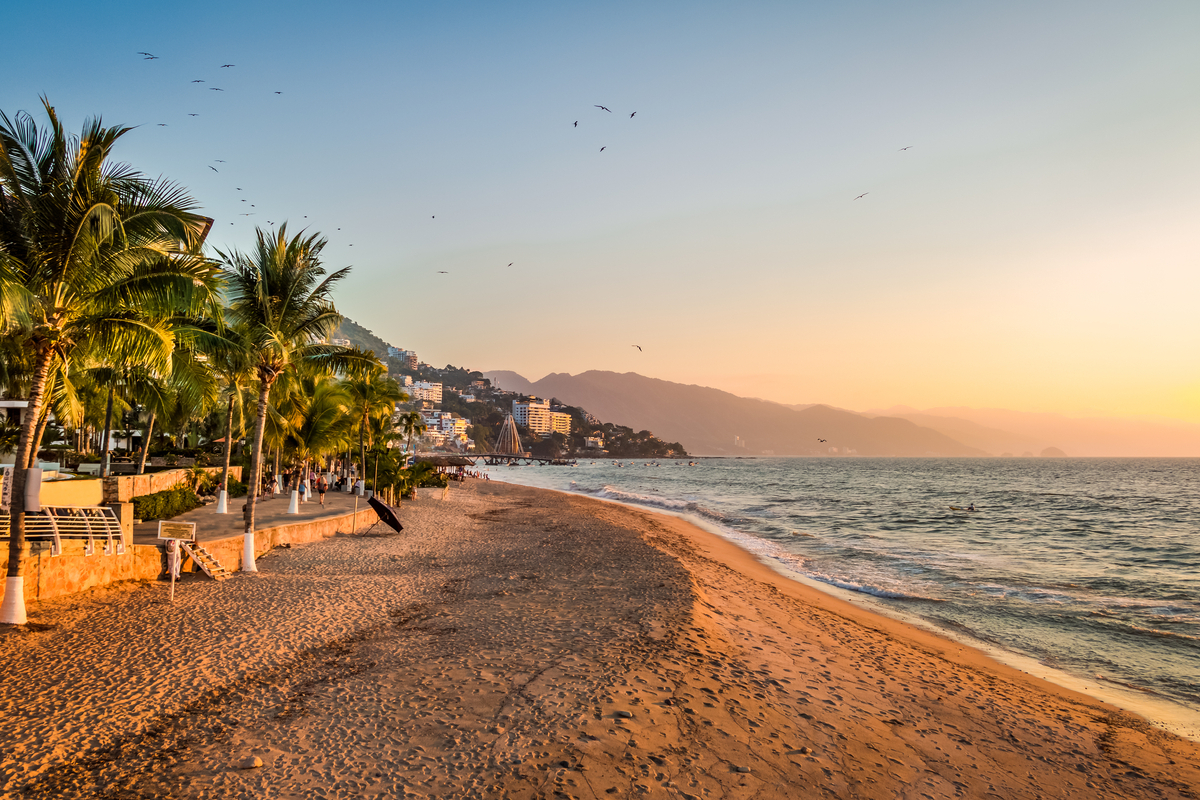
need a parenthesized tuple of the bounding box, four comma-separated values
(157, 520, 197, 542)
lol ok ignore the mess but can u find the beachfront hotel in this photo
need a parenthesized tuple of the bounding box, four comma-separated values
(512, 397, 571, 436)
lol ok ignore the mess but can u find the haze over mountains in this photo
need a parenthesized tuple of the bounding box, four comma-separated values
(486, 370, 1200, 457)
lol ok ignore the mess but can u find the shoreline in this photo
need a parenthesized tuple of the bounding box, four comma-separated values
(497, 476, 1200, 743)
(3, 481, 1198, 799)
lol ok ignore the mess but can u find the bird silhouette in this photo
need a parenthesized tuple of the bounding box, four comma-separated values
(898, 146, 913, 151)
(817, 438, 827, 443)
(141, 54, 159, 60)
(241, 199, 246, 202)
(137, 52, 156, 57)
(595, 105, 611, 112)
(854, 192, 868, 200)
(214, 160, 226, 163)
(157, 123, 168, 127)
(187, 113, 199, 117)
(236, 187, 242, 190)
(191, 80, 205, 83)
(632, 345, 642, 351)
(437, 271, 448, 274)
(507, 263, 513, 267)
(210, 87, 224, 91)
(629, 111, 636, 118)
(221, 64, 235, 68)
(600, 146, 606, 152)
(274, 91, 282, 95)
(208, 166, 218, 172)
(573, 121, 577, 127)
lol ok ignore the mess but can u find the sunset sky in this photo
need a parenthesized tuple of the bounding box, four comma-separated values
(6, 1, 1199, 421)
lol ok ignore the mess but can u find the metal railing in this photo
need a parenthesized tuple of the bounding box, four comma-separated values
(0, 506, 125, 557)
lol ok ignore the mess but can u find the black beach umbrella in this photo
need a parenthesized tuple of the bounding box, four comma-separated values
(367, 495, 404, 533)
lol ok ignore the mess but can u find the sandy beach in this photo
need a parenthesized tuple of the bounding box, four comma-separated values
(1, 481, 1197, 799)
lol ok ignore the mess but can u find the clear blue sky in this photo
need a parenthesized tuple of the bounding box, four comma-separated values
(5, 1, 1200, 419)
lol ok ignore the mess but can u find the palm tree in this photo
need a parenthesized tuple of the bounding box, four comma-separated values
(342, 356, 406, 481)
(0, 99, 219, 625)
(398, 410, 426, 463)
(221, 225, 362, 571)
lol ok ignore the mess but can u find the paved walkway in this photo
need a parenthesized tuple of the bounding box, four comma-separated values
(131, 488, 373, 545)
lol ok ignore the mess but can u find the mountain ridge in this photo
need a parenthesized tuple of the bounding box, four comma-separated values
(485, 370, 984, 456)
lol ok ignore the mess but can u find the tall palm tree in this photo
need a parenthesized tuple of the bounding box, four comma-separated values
(0, 99, 219, 625)
(221, 225, 362, 571)
(342, 356, 406, 481)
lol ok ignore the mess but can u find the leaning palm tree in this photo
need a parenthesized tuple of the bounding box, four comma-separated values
(221, 225, 360, 571)
(0, 99, 219, 625)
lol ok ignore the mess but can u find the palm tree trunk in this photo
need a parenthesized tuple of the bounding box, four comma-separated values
(100, 382, 115, 478)
(359, 415, 366, 488)
(220, 392, 235, 493)
(138, 412, 156, 475)
(25, 408, 52, 470)
(3, 345, 54, 625)
(241, 379, 273, 572)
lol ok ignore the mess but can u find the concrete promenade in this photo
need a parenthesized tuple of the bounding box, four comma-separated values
(132, 487, 372, 545)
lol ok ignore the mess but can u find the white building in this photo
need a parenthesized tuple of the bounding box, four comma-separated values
(419, 410, 470, 447)
(550, 411, 571, 436)
(584, 435, 605, 449)
(410, 381, 443, 403)
(459, 393, 476, 403)
(330, 338, 351, 347)
(512, 397, 570, 436)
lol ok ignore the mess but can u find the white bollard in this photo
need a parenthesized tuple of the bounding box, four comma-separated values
(274, 474, 282, 494)
(0, 577, 27, 625)
(287, 489, 300, 514)
(215, 489, 228, 514)
(355, 480, 364, 496)
(241, 531, 257, 572)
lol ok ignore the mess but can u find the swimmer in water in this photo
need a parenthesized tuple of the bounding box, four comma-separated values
(967, 503, 975, 512)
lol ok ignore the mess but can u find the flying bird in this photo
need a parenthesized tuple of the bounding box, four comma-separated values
(209, 87, 224, 91)
(208, 166, 218, 172)
(600, 146, 606, 152)
(157, 123, 168, 127)
(817, 438, 827, 443)
(274, 91, 282, 95)
(854, 192, 868, 200)
(187, 113, 199, 117)
(437, 270, 449, 274)
(898, 146, 913, 151)
(191, 80, 204, 83)
(573, 121, 577, 127)
(214, 160, 226, 163)
(221, 64, 235, 68)
(141, 55, 159, 60)
(507, 263, 513, 267)
(629, 111, 636, 118)
(137, 52, 156, 57)
(236, 187, 242, 190)
(632, 344, 642, 351)
(595, 105, 611, 112)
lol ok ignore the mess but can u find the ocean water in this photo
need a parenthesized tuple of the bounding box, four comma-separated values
(492, 457, 1200, 731)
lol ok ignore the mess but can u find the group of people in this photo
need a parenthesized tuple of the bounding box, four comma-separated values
(257, 467, 357, 506)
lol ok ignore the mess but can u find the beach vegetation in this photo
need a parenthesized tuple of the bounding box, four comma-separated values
(0, 99, 221, 622)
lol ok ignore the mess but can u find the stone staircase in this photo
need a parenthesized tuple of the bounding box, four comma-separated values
(181, 542, 232, 581)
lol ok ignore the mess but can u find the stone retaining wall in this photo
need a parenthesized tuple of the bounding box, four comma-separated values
(1, 503, 379, 606)
(102, 466, 243, 503)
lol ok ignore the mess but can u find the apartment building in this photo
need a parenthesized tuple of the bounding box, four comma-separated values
(410, 381, 443, 403)
(512, 397, 570, 436)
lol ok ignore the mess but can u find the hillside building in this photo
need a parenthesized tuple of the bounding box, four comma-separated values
(410, 381, 443, 403)
(512, 396, 571, 436)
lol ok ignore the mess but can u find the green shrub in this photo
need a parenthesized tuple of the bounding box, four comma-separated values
(227, 478, 248, 498)
(132, 485, 201, 521)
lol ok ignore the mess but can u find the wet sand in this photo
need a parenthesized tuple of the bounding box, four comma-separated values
(1, 481, 1197, 799)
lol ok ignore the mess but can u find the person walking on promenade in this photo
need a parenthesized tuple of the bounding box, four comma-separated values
(317, 474, 328, 506)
